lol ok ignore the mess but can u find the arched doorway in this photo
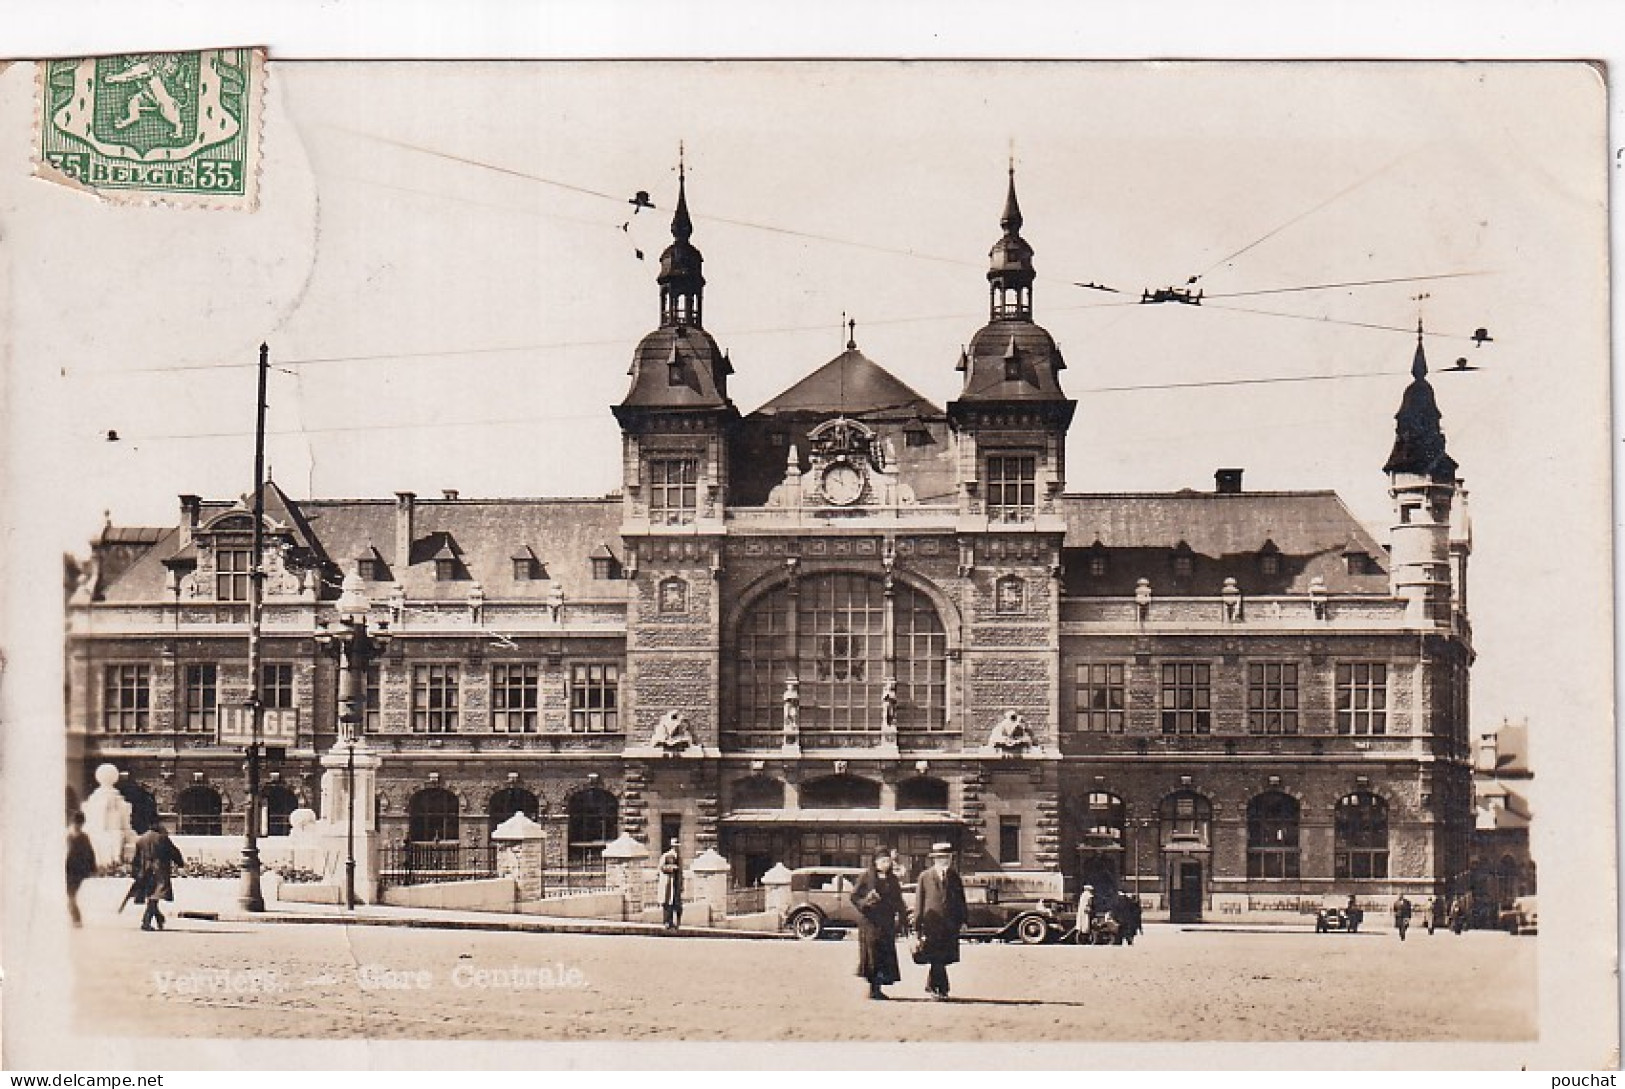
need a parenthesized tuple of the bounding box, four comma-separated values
(1159, 790, 1212, 922)
(176, 785, 223, 836)
(1334, 792, 1389, 879)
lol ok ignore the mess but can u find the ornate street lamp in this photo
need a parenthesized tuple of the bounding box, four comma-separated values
(313, 571, 392, 909)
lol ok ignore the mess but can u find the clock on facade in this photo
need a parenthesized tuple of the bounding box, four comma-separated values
(820, 462, 865, 506)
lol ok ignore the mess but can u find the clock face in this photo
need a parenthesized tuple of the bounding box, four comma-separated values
(821, 463, 865, 506)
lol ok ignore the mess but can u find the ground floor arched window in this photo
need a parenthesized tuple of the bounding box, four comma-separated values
(567, 788, 618, 866)
(1334, 791, 1388, 879)
(487, 786, 540, 833)
(263, 783, 299, 836)
(1246, 792, 1301, 878)
(408, 787, 461, 844)
(176, 784, 223, 836)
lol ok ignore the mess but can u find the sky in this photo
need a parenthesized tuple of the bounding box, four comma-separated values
(0, 60, 1609, 740)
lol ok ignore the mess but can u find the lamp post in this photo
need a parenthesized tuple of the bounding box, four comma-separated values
(313, 571, 392, 910)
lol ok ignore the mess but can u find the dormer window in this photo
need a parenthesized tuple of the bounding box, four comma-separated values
(590, 544, 623, 581)
(436, 558, 457, 582)
(215, 547, 252, 601)
(359, 558, 380, 581)
(511, 547, 541, 581)
(1260, 553, 1279, 576)
(1171, 543, 1195, 580)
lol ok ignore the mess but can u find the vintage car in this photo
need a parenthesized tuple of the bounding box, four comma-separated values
(1498, 895, 1538, 936)
(1314, 895, 1366, 933)
(958, 871, 1076, 945)
(780, 866, 870, 939)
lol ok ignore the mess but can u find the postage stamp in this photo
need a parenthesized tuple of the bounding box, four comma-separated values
(34, 48, 265, 210)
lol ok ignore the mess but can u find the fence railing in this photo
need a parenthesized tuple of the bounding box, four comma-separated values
(539, 864, 611, 898)
(379, 842, 498, 888)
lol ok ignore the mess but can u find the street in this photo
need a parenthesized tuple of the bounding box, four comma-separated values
(70, 902, 1535, 1042)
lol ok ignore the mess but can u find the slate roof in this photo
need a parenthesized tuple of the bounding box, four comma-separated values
(95, 496, 628, 604)
(753, 348, 941, 420)
(1059, 491, 1390, 595)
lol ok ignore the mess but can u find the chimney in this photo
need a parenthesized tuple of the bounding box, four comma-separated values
(395, 492, 416, 569)
(442, 489, 460, 501)
(1215, 468, 1244, 495)
(178, 494, 202, 547)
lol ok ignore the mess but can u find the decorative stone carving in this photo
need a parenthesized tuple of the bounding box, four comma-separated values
(987, 710, 1036, 756)
(782, 677, 800, 749)
(81, 763, 134, 867)
(649, 710, 695, 755)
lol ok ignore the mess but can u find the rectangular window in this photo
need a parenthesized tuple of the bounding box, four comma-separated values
(358, 557, 381, 582)
(411, 664, 461, 733)
(259, 663, 295, 709)
(1074, 663, 1127, 732)
(660, 814, 683, 852)
(491, 662, 540, 733)
(102, 664, 150, 732)
(1087, 554, 1108, 577)
(1160, 662, 1212, 734)
(364, 663, 381, 733)
(569, 663, 620, 733)
(648, 457, 699, 526)
(1247, 662, 1300, 734)
(985, 454, 1036, 523)
(183, 664, 217, 733)
(215, 548, 252, 602)
(1336, 663, 1388, 735)
(999, 816, 1022, 865)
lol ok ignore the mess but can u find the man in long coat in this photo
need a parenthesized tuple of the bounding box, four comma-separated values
(657, 840, 684, 930)
(130, 820, 185, 931)
(914, 842, 967, 1000)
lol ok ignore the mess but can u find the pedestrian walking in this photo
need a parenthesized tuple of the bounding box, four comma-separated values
(129, 821, 185, 931)
(913, 842, 967, 1001)
(1448, 894, 1466, 935)
(1345, 893, 1364, 933)
(1424, 896, 1438, 935)
(1393, 894, 1413, 941)
(65, 811, 97, 927)
(850, 850, 908, 1000)
(657, 840, 684, 930)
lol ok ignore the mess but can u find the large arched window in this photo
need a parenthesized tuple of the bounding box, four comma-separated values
(801, 774, 882, 809)
(730, 776, 786, 810)
(408, 787, 460, 844)
(1247, 792, 1301, 878)
(1334, 792, 1388, 879)
(736, 573, 947, 739)
(897, 776, 950, 811)
(487, 786, 540, 833)
(176, 785, 223, 836)
(567, 788, 618, 866)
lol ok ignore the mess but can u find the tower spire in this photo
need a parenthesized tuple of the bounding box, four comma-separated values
(988, 164, 1035, 321)
(1384, 322, 1456, 481)
(657, 146, 703, 328)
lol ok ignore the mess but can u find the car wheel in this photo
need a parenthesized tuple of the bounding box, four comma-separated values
(788, 910, 824, 941)
(1014, 914, 1050, 945)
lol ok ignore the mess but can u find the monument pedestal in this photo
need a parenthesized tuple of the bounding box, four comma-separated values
(312, 740, 382, 904)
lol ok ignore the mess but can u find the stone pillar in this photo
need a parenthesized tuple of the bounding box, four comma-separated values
(81, 763, 134, 868)
(602, 832, 650, 921)
(690, 847, 731, 923)
(312, 739, 383, 903)
(762, 862, 794, 919)
(492, 811, 547, 904)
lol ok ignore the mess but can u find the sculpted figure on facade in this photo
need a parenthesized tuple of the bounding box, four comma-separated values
(650, 709, 695, 754)
(988, 709, 1036, 755)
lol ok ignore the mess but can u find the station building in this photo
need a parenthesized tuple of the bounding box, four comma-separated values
(66, 169, 1476, 919)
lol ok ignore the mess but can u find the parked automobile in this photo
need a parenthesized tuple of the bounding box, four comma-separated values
(781, 866, 868, 939)
(1498, 895, 1538, 935)
(1314, 895, 1353, 933)
(958, 872, 1076, 945)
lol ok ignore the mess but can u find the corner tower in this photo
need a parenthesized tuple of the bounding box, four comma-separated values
(947, 167, 1076, 524)
(1383, 324, 1461, 623)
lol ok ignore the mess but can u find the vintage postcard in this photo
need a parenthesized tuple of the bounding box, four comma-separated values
(0, 57, 1615, 1070)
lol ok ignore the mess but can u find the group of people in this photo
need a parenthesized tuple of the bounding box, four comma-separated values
(1074, 883, 1144, 945)
(64, 812, 186, 930)
(848, 842, 966, 1001)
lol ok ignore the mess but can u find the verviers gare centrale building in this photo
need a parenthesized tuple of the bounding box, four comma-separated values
(66, 170, 1475, 920)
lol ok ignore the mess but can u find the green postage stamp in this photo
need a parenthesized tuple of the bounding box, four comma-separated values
(35, 48, 265, 210)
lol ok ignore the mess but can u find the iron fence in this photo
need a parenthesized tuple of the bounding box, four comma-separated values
(379, 842, 498, 888)
(727, 885, 767, 915)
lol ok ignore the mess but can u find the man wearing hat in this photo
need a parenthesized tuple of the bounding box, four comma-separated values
(657, 839, 684, 931)
(914, 841, 968, 1000)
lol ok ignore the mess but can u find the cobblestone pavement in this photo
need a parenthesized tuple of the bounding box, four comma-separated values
(70, 900, 1535, 1042)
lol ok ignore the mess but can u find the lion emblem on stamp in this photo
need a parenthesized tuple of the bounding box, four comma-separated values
(36, 48, 265, 209)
